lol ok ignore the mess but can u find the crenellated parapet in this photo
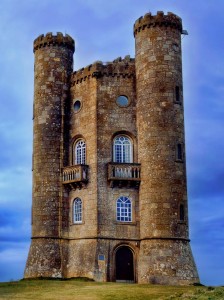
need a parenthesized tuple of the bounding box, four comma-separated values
(33, 32, 75, 53)
(134, 11, 182, 36)
(71, 55, 135, 85)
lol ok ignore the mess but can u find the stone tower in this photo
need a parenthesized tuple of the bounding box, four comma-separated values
(134, 12, 198, 284)
(25, 12, 199, 285)
(24, 33, 74, 277)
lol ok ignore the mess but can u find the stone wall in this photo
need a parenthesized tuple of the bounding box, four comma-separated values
(96, 57, 138, 239)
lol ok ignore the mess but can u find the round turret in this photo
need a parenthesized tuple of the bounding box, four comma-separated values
(24, 32, 74, 278)
(134, 11, 199, 284)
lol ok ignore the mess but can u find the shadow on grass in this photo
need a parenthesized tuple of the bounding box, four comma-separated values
(20, 276, 94, 282)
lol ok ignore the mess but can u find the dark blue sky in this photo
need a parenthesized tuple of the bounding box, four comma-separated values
(0, 0, 223, 285)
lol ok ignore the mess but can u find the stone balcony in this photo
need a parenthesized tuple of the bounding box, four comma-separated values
(108, 162, 141, 188)
(62, 165, 88, 189)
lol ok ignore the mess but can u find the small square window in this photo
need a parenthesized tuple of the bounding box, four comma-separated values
(98, 254, 105, 261)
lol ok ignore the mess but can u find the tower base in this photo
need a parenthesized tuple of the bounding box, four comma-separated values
(24, 238, 62, 278)
(24, 238, 199, 285)
(138, 239, 199, 285)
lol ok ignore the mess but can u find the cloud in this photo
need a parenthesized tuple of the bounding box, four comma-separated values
(190, 198, 224, 286)
(0, 242, 29, 281)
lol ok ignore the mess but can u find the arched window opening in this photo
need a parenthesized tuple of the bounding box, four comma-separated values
(74, 139, 86, 165)
(73, 198, 82, 223)
(116, 196, 132, 222)
(113, 135, 133, 163)
(73, 100, 81, 112)
(180, 204, 185, 221)
(177, 143, 183, 160)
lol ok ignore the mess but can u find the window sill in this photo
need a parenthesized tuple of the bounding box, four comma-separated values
(175, 159, 184, 163)
(114, 221, 137, 226)
(71, 222, 84, 226)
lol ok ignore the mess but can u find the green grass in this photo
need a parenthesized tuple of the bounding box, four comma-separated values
(0, 280, 223, 300)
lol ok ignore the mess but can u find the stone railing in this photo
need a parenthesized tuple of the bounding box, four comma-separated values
(62, 165, 88, 188)
(108, 163, 141, 188)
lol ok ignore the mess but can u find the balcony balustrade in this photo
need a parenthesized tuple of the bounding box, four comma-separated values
(62, 165, 88, 189)
(108, 163, 141, 188)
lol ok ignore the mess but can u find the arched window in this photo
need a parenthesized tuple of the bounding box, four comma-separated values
(116, 196, 132, 222)
(73, 198, 82, 223)
(113, 136, 133, 163)
(74, 139, 86, 164)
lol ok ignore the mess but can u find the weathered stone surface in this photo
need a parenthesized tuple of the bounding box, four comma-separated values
(25, 12, 199, 285)
(138, 240, 199, 285)
(25, 238, 62, 278)
(24, 33, 74, 278)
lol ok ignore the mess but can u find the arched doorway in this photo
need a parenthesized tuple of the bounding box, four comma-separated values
(115, 246, 134, 282)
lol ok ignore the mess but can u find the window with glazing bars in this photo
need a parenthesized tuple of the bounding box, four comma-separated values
(113, 136, 132, 163)
(74, 139, 86, 164)
(73, 198, 82, 223)
(116, 196, 132, 222)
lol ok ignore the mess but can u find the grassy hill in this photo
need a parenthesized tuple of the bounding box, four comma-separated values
(0, 279, 223, 300)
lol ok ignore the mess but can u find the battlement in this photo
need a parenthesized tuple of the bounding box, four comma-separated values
(33, 32, 75, 53)
(134, 11, 182, 36)
(71, 55, 135, 85)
